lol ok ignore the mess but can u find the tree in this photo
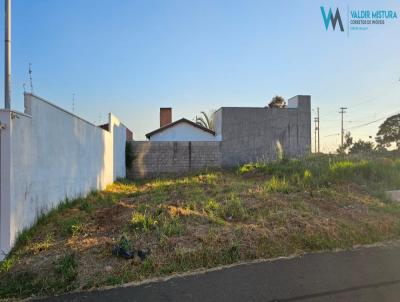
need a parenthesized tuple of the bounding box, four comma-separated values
(375, 114, 400, 149)
(374, 137, 387, 152)
(349, 139, 374, 154)
(268, 96, 286, 108)
(196, 110, 215, 130)
(336, 132, 353, 154)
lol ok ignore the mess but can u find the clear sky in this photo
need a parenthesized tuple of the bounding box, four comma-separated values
(1, 0, 399, 151)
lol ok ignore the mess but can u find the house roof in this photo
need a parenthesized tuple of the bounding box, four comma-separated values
(146, 118, 215, 139)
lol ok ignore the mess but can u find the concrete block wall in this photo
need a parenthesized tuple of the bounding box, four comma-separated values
(128, 95, 311, 179)
(219, 95, 311, 166)
(0, 94, 127, 259)
(127, 141, 221, 178)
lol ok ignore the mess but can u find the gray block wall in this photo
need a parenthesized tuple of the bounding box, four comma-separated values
(127, 141, 222, 178)
(219, 95, 311, 167)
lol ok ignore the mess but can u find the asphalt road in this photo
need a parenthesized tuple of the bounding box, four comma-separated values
(38, 242, 400, 302)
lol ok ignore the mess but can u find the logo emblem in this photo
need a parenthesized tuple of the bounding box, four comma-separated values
(321, 7, 344, 31)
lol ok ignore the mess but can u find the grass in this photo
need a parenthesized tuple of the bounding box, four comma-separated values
(2, 153, 400, 299)
(131, 212, 158, 232)
(265, 176, 291, 193)
(55, 253, 78, 286)
(219, 195, 248, 221)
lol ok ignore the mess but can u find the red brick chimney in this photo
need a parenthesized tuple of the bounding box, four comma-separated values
(160, 108, 172, 127)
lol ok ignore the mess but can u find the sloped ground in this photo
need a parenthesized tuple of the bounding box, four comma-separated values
(1, 154, 400, 299)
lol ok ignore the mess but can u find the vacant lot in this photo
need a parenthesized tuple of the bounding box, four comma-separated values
(2, 154, 400, 299)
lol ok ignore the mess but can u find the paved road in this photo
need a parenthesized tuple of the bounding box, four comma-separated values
(39, 243, 400, 302)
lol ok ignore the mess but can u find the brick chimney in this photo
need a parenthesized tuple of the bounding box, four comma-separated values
(160, 108, 172, 127)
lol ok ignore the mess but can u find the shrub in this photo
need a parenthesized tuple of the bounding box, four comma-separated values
(329, 160, 373, 181)
(349, 140, 375, 154)
(117, 233, 131, 252)
(303, 170, 313, 186)
(238, 164, 256, 174)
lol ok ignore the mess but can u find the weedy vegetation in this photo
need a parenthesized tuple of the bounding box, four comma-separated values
(2, 152, 400, 299)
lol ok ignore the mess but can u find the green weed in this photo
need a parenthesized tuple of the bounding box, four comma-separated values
(265, 176, 291, 193)
(158, 218, 185, 237)
(131, 212, 158, 232)
(219, 195, 247, 221)
(60, 217, 83, 237)
(204, 199, 220, 214)
(55, 253, 78, 283)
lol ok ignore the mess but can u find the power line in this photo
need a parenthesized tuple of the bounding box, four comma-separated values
(348, 87, 395, 108)
(322, 106, 400, 126)
(324, 133, 340, 138)
(323, 109, 400, 137)
(347, 117, 387, 130)
(318, 84, 399, 119)
(346, 113, 400, 130)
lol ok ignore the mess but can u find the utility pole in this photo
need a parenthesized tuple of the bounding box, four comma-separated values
(317, 107, 320, 153)
(4, 0, 11, 109)
(339, 107, 347, 147)
(314, 117, 318, 153)
(313, 108, 320, 154)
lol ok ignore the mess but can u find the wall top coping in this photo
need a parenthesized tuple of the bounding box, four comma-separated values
(0, 109, 32, 118)
(24, 93, 114, 132)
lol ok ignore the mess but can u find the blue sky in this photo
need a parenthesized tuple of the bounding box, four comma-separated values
(1, 0, 400, 151)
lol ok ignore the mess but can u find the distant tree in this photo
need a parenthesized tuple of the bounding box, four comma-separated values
(336, 132, 353, 154)
(196, 110, 215, 131)
(349, 139, 374, 154)
(268, 96, 286, 108)
(375, 114, 400, 149)
(374, 136, 387, 152)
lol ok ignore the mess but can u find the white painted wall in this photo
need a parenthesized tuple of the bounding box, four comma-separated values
(0, 94, 127, 259)
(0, 110, 12, 259)
(214, 109, 223, 141)
(149, 122, 216, 141)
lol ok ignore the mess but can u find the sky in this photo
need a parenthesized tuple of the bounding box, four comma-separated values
(1, 0, 399, 151)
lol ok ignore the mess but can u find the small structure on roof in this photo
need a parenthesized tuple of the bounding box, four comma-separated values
(146, 108, 216, 141)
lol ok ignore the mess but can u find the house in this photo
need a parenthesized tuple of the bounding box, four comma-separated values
(146, 108, 216, 141)
(128, 95, 311, 178)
